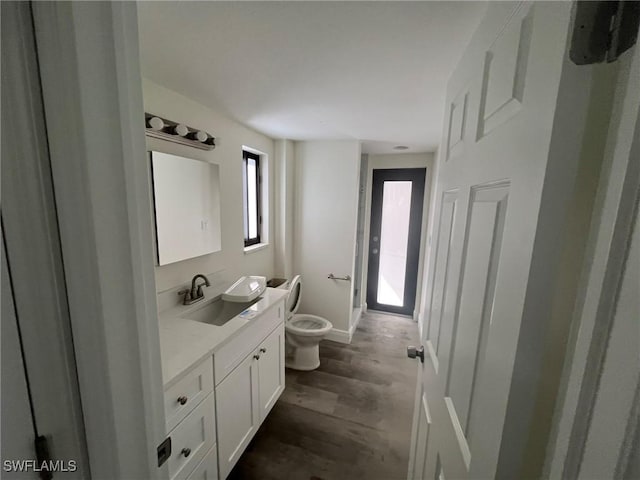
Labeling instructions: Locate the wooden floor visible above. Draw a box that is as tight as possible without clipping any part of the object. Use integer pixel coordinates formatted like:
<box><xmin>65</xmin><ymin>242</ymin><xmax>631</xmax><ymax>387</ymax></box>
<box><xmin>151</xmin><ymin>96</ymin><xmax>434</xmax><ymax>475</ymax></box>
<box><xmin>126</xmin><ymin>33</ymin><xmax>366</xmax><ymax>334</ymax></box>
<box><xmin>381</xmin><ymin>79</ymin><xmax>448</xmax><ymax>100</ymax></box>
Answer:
<box><xmin>230</xmin><ymin>310</ymin><xmax>420</xmax><ymax>480</ymax></box>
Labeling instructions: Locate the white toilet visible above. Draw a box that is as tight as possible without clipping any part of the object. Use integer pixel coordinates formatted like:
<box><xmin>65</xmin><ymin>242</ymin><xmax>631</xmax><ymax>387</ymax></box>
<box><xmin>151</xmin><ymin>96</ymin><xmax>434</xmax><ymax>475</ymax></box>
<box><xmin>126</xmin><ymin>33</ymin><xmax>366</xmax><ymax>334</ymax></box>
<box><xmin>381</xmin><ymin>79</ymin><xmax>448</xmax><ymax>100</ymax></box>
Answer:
<box><xmin>284</xmin><ymin>275</ymin><xmax>333</xmax><ymax>371</ymax></box>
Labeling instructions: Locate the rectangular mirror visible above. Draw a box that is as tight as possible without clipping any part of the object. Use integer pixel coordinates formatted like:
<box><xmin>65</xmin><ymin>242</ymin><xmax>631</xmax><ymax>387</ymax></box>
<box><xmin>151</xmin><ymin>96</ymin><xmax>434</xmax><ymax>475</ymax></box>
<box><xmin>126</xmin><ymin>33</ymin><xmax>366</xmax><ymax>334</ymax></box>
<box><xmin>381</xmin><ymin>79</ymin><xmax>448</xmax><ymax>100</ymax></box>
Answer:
<box><xmin>150</xmin><ymin>151</ymin><xmax>222</xmax><ymax>265</ymax></box>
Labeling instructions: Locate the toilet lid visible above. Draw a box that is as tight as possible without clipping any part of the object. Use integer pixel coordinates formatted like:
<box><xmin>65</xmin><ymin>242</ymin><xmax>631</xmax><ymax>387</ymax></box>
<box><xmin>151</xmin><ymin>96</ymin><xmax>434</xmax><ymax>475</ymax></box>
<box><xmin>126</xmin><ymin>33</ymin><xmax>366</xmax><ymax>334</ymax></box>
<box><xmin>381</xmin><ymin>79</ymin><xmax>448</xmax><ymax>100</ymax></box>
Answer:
<box><xmin>287</xmin><ymin>275</ymin><xmax>302</xmax><ymax>315</ymax></box>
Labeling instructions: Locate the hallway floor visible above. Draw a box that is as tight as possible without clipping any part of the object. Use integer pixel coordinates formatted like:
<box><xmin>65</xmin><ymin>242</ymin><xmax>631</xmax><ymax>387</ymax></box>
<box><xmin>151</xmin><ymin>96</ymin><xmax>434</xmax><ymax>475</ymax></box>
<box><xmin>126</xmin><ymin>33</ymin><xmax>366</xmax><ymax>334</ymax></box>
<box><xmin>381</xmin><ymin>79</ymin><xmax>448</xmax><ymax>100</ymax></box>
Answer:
<box><xmin>229</xmin><ymin>310</ymin><xmax>420</xmax><ymax>480</ymax></box>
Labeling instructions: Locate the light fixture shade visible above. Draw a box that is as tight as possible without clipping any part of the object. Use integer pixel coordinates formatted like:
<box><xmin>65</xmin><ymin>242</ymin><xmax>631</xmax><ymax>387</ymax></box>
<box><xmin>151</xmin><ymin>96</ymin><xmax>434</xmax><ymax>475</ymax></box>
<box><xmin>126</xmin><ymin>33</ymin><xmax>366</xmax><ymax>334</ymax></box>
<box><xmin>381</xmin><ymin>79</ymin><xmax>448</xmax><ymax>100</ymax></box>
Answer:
<box><xmin>174</xmin><ymin>124</ymin><xmax>189</xmax><ymax>137</ymax></box>
<box><xmin>148</xmin><ymin>116</ymin><xmax>164</xmax><ymax>131</ymax></box>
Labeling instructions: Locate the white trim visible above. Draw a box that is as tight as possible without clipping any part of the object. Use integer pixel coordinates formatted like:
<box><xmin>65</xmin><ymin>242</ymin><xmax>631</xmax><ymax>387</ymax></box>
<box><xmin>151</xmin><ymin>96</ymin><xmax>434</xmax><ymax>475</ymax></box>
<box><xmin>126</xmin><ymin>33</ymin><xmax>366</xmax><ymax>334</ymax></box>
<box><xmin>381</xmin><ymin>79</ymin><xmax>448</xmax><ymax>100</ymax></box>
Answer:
<box><xmin>546</xmin><ymin>41</ymin><xmax>640</xmax><ymax>479</ymax></box>
<box><xmin>2</xmin><ymin>3</ymin><xmax>89</xmax><ymax>473</ymax></box>
<box><xmin>325</xmin><ymin>310</ymin><xmax>363</xmax><ymax>344</ymax></box>
<box><xmin>242</xmin><ymin>145</ymin><xmax>268</xmax><ymax>156</ymax></box>
<box><xmin>360</xmin><ymin>153</ymin><xmax>436</xmax><ymax>317</ymax></box>
<box><xmin>32</xmin><ymin>3</ymin><xmax>167</xmax><ymax>477</ymax></box>
<box><xmin>243</xmin><ymin>242</ymin><xmax>269</xmax><ymax>254</ymax></box>
<box><xmin>351</xmin><ymin>307</ymin><xmax>363</xmax><ymax>333</ymax></box>
<box><xmin>325</xmin><ymin>328</ymin><xmax>352</xmax><ymax>344</ymax></box>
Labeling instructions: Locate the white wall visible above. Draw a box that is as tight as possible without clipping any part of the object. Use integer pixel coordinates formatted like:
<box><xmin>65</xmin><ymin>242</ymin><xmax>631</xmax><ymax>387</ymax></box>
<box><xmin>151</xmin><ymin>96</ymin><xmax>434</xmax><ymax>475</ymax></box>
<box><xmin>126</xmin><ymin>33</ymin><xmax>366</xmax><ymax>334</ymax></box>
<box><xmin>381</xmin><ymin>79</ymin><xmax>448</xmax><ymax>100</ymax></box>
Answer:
<box><xmin>293</xmin><ymin>141</ymin><xmax>361</xmax><ymax>337</ymax></box>
<box><xmin>361</xmin><ymin>152</ymin><xmax>436</xmax><ymax>322</ymax></box>
<box><xmin>274</xmin><ymin>139</ymin><xmax>295</xmax><ymax>280</ymax></box>
<box><xmin>142</xmin><ymin>79</ymin><xmax>276</xmax><ymax>295</ymax></box>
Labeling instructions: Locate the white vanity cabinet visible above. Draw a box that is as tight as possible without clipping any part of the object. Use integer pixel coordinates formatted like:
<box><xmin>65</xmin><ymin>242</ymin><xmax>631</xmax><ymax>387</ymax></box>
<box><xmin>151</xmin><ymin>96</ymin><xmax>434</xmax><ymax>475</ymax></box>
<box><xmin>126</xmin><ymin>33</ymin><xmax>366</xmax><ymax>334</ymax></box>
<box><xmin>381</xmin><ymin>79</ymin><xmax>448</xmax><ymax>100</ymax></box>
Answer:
<box><xmin>215</xmin><ymin>304</ymin><xmax>285</xmax><ymax>479</ymax></box>
<box><xmin>216</xmin><ymin>324</ymin><xmax>285</xmax><ymax>478</ymax></box>
<box><xmin>163</xmin><ymin>358</ymin><xmax>217</xmax><ymax>480</ymax></box>
<box><xmin>257</xmin><ymin>326</ymin><xmax>285</xmax><ymax>418</ymax></box>
<box><xmin>161</xmin><ymin>297</ymin><xmax>285</xmax><ymax>480</ymax></box>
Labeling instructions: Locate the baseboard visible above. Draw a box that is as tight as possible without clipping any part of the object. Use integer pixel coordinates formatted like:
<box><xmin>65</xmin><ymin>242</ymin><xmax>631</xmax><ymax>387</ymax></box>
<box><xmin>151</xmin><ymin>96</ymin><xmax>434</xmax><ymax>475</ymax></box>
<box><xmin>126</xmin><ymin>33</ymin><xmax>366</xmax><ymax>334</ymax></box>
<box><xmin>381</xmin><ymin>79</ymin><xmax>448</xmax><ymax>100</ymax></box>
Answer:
<box><xmin>413</xmin><ymin>309</ymin><xmax>419</xmax><ymax>322</ymax></box>
<box><xmin>325</xmin><ymin>308</ymin><xmax>363</xmax><ymax>344</ymax></box>
<box><xmin>351</xmin><ymin>307</ymin><xmax>363</xmax><ymax>331</ymax></box>
<box><xmin>325</xmin><ymin>328</ymin><xmax>352</xmax><ymax>344</ymax></box>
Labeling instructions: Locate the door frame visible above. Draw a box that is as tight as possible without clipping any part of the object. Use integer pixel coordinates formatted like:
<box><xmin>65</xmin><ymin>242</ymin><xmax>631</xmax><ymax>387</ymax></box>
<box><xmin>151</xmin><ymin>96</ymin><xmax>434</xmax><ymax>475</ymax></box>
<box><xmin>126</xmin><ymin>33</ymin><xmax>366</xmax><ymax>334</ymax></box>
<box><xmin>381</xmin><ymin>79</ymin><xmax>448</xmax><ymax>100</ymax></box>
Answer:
<box><xmin>366</xmin><ymin>168</ymin><xmax>426</xmax><ymax>315</ymax></box>
<box><xmin>545</xmin><ymin>40</ymin><xmax>640</xmax><ymax>479</ymax></box>
<box><xmin>360</xmin><ymin>154</ymin><xmax>435</xmax><ymax>321</ymax></box>
<box><xmin>2</xmin><ymin>2</ymin><xmax>90</xmax><ymax>474</ymax></box>
<box><xmin>25</xmin><ymin>2</ymin><xmax>168</xmax><ymax>477</ymax></box>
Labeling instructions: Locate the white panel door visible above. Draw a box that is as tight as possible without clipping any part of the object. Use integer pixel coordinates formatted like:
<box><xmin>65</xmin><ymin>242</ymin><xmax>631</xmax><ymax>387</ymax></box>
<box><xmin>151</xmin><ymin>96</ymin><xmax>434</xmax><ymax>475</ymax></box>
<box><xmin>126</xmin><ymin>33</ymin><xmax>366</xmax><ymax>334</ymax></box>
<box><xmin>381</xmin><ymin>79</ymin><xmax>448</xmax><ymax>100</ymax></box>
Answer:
<box><xmin>409</xmin><ymin>2</ymin><xmax>601</xmax><ymax>479</ymax></box>
<box><xmin>257</xmin><ymin>326</ymin><xmax>285</xmax><ymax>419</ymax></box>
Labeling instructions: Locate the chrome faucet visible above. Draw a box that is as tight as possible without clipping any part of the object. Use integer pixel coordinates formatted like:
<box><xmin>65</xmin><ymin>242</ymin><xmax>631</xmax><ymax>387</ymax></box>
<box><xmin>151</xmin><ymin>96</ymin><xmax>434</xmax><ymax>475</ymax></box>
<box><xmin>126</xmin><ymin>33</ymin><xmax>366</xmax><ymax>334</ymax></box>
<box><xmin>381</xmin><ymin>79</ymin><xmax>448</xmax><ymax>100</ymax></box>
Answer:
<box><xmin>178</xmin><ymin>274</ymin><xmax>211</xmax><ymax>305</ymax></box>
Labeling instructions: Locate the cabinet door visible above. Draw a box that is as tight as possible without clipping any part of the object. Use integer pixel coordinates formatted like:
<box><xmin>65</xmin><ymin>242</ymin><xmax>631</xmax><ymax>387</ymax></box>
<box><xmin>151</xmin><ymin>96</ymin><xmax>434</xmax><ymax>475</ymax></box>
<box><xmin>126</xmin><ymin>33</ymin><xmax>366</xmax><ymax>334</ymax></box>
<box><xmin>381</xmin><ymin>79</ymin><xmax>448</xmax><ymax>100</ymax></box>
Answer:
<box><xmin>215</xmin><ymin>352</ymin><xmax>259</xmax><ymax>479</ymax></box>
<box><xmin>257</xmin><ymin>325</ymin><xmax>285</xmax><ymax>420</ymax></box>
<box><xmin>186</xmin><ymin>444</ymin><xmax>218</xmax><ymax>480</ymax></box>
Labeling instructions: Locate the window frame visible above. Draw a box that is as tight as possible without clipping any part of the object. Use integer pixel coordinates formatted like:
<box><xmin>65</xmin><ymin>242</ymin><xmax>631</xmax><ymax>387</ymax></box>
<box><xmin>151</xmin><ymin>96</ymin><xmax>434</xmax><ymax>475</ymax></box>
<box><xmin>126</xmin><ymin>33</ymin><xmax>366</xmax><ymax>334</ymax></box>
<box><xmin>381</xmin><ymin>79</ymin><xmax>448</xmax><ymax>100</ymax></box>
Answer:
<box><xmin>242</xmin><ymin>150</ymin><xmax>262</xmax><ymax>247</ymax></box>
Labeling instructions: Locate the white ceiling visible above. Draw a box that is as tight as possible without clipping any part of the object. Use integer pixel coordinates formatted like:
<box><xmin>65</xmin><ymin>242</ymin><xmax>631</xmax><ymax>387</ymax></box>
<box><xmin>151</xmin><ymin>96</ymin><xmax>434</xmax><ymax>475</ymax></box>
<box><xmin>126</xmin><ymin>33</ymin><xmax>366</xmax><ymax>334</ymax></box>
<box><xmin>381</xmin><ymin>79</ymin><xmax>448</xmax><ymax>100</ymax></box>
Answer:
<box><xmin>137</xmin><ymin>1</ymin><xmax>486</xmax><ymax>154</ymax></box>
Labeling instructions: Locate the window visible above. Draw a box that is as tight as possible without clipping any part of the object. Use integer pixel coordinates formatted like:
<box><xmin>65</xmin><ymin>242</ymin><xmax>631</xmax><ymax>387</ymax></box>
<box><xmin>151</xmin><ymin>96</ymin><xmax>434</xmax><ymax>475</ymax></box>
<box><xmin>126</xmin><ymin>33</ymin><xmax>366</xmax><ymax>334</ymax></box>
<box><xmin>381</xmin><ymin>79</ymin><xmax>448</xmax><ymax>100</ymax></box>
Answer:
<box><xmin>242</xmin><ymin>150</ymin><xmax>261</xmax><ymax>246</ymax></box>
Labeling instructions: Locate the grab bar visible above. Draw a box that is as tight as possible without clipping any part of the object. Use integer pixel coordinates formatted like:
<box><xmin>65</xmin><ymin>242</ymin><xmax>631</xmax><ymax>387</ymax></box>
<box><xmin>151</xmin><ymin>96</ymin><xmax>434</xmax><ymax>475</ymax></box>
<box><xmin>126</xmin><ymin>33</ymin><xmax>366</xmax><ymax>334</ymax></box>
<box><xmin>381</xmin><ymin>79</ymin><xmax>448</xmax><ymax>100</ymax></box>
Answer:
<box><xmin>327</xmin><ymin>273</ymin><xmax>351</xmax><ymax>281</ymax></box>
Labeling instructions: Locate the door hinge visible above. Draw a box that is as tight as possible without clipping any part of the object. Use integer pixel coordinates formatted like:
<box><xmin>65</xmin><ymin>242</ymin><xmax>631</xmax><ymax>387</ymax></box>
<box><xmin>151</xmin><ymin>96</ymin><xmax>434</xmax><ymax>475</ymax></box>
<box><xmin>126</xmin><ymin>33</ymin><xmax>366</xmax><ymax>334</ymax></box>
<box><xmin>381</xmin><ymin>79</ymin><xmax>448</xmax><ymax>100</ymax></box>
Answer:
<box><xmin>157</xmin><ymin>437</ymin><xmax>172</xmax><ymax>467</ymax></box>
<box><xmin>570</xmin><ymin>1</ymin><xmax>640</xmax><ymax>65</ymax></box>
<box><xmin>35</xmin><ymin>435</ymin><xmax>53</xmax><ymax>480</ymax></box>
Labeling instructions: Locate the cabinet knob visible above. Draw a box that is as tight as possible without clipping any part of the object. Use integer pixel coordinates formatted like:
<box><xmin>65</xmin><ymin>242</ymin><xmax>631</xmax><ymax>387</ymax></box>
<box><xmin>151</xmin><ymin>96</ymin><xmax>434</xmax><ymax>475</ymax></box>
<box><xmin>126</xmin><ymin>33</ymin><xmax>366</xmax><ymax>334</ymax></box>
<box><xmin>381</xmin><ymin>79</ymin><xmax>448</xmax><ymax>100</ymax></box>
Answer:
<box><xmin>181</xmin><ymin>447</ymin><xmax>191</xmax><ymax>458</ymax></box>
<box><xmin>254</xmin><ymin>354</ymin><xmax>260</xmax><ymax>360</ymax></box>
<box><xmin>177</xmin><ymin>396</ymin><xmax>188</xmax><ymax>406</ymax></box>
<box><xmin>260</xmin><ymin>347</ymin><xmax>266</xmax><ymax>353</ymax></box>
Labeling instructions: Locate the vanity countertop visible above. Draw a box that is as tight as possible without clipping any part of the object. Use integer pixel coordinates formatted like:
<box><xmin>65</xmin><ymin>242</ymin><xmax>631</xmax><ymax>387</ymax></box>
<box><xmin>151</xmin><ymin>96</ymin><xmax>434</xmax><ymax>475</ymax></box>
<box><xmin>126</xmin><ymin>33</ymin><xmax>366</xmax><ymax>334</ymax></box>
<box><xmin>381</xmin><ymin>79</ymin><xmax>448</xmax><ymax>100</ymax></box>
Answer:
<box><xmin>158</xmin><ymin>287</ymin><xmax>288</xmax><ymax>387</ymax></box>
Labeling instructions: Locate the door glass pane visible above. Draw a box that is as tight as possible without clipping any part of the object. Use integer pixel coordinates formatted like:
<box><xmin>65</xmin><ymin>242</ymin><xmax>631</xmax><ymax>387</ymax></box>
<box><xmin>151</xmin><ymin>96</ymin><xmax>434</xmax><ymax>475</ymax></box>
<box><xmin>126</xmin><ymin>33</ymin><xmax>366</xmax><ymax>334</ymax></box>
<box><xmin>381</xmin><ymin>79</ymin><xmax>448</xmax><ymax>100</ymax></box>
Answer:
<box><xmin>247</xmin><ymin>159</ymin><xmax>258</xmax><ymax>239</ymax></box>
<box><xmin>377</xmin><ymin>181</ymin><xmax>412</xmax><ymax>306</ymax></box>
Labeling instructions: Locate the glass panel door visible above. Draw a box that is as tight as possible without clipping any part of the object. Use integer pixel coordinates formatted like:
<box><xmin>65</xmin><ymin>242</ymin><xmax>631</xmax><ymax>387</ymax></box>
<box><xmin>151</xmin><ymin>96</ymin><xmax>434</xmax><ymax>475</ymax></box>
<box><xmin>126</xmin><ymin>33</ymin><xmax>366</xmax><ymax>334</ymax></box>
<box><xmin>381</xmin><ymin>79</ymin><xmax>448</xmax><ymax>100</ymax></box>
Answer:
<box><xmin>367</xmin><ymin>168</ymin><xmax>426</xmax><ymax>316</ymax></box>
<box><xmin>377</xmin><ymin>181</ymin><xmax>413</xmax><ymax>306</ymax></box>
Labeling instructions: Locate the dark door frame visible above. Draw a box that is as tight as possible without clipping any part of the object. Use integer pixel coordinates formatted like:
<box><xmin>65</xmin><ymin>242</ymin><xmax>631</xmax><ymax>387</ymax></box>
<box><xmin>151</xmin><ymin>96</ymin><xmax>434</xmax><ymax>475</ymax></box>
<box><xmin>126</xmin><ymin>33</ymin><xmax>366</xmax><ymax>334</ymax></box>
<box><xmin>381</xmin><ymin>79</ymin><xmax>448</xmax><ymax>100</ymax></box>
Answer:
<box><xmin>366</xmin><ymin>168</ymin><xmax>426</xmax><ymax>316</ymax></box>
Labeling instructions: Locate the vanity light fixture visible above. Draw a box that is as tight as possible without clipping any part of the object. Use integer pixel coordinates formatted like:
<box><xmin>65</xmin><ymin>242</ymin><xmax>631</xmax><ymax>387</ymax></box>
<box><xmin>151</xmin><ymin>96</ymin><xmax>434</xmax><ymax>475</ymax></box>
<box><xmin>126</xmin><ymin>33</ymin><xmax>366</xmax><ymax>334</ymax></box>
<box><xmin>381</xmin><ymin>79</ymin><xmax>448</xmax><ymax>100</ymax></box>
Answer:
<box><xmin>145</xmin><ymin>113</ymin><xmax>216</xmax><ymax>151</ymax></box>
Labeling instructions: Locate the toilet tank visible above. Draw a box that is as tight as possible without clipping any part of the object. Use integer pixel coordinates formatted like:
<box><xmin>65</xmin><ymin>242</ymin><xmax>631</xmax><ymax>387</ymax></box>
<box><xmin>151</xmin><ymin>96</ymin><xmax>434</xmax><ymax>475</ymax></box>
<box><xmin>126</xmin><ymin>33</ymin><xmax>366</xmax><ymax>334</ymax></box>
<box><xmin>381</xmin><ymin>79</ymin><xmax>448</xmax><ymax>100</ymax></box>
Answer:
<box><xmin>266</xmin><ymin>277</ymin><xmax>289</xmax><ymax>289</ymax></box>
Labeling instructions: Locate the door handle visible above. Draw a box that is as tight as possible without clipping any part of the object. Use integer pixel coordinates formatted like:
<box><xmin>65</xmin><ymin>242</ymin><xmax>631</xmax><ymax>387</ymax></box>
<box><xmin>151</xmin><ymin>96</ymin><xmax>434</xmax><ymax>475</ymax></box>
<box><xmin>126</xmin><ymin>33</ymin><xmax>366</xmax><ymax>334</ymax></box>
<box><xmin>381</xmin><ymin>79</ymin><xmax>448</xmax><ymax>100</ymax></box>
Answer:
<box><xmin>372</xmin><ymin>249</ymin><xmax>379</xmax><ymax>255</ymax></box>
<box><xmin>327</xmin><ymin>273</ymin><xmax>351</xmax><ymax>281</ymax></box>
<box><xmin>407</xmin><ymin>345</ymin><xmax>425</xmax><ymax>363</ymax></box>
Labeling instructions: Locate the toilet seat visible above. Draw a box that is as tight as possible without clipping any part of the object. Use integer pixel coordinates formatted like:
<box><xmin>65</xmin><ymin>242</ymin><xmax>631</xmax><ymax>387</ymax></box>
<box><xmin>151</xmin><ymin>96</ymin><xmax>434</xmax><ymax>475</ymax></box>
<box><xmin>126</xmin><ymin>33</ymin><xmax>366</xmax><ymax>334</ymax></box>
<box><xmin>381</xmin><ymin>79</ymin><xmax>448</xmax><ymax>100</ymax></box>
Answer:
<box><xmin>286</xmin><ymin>275</ymin><xmax>302</xmax><ymax>319</ymax></box>
<box><xmin>286</xmin><ymin>314</ymin><xmax>333</xmax><ymax>337</ymax></box>
<box><xmin>283</xmin><ymin>275</ymin><xmax>333</xmax><ymax>371</ymax></box>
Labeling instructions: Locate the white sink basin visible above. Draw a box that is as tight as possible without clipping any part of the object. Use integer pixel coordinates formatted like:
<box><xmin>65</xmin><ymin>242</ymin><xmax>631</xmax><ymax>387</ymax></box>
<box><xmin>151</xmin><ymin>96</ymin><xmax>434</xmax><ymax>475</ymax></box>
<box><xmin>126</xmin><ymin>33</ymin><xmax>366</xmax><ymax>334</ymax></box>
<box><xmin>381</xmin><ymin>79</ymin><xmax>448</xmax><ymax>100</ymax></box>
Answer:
<box><xmin>182</xmin><ymin>298</ymin><xmax>259</xmax><ymax>326</ymax></box>
<box><xmin>222</xmin><ymin>276</ymin><xmax>266</xmax><ymax>303</ymax></box>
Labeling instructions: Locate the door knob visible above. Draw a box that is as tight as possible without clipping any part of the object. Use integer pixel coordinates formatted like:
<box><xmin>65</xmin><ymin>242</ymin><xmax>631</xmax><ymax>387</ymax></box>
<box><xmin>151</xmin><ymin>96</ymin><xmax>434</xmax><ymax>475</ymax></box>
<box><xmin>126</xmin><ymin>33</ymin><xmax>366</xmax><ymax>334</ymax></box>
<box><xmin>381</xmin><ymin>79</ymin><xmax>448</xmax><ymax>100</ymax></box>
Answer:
<box><xmin>372</xmin><ymin>248</ymin><xmax>379</xmax><ymax>254</ymax></box>
<box><xmin>407</xmin><ymin>346</ymin><xmax>425</xmax><ymax>363</ymax></box>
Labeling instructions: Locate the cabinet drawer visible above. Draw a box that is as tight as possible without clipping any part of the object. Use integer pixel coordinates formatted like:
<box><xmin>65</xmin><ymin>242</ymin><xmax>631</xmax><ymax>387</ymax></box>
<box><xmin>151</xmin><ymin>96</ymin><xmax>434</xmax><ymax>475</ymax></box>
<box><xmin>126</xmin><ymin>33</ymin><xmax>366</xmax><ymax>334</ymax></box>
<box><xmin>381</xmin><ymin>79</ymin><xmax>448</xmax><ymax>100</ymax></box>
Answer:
<box><xmin>186</xmin><ymin>444</ymin><xmax>218</xmax><ymax>480</ymax></box>
<box><xmin>214</xmin><ymin>302</ymin><xmax>283</xmax><ymax>385</ymax></box>
<box><xmin>168</xmin><ymin>393</ymin><xmax>216</xmax><ymax>480</ymax></box>
<box><xmin>165</xmin><ymin>357</ymin><xmax>214</xmax><ymax>432</ymax></box>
